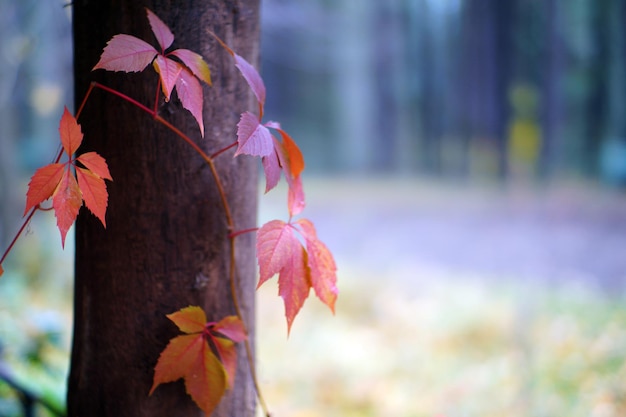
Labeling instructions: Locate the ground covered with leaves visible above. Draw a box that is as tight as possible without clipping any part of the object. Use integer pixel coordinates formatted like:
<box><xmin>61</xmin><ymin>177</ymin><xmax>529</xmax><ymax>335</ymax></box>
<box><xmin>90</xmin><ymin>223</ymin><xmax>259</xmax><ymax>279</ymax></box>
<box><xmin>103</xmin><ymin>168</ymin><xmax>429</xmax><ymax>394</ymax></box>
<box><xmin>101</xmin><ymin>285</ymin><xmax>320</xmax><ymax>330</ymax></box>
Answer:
<box><xmin>1</xmin><ymin>178</ymin><xmax>625</xmax><ymax>416</ymax></box>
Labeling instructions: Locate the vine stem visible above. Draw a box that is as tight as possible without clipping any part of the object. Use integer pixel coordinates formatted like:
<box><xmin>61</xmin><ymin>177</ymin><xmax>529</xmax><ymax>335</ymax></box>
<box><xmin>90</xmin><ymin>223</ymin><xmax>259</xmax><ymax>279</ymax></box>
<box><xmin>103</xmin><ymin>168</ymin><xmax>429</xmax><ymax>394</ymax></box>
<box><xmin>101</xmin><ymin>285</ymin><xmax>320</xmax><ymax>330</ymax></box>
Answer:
<box><xmin>1</xmin><ymin>79</ymin><xmax>271</xmax><ymax>416</ymax></box>
<box><xmin>90</xmin><ymin>82</ymin><xmax>270</xmax><ymax>416</ymax></box>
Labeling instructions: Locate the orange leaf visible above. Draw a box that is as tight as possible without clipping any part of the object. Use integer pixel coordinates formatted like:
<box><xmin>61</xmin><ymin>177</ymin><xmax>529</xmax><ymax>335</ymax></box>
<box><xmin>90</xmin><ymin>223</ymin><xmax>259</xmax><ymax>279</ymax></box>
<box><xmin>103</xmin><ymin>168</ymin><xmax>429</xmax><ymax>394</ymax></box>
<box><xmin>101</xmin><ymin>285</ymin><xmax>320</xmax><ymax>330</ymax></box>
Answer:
<box><xmin>276</xmin><ymin>129</ymin><xmax>304</xmax><ymax>179</ymax></box>
<box><xmin>184</xmin><ymin>342</ymin><xmax>227</xmax><ymax>414</ymax></box>
<box><xmin>53</xmin><ymin>169</ymin><xmax>82</xmax><ymax>248</ymax></box>
<box><xmin>76</xmin><ymin>167</ymin><xmax>108</xmax><ymax>227</ymax></box>
<box><xmin>167</xmin><ymin>306</ymin><xmax>207</xmax><ymax>334</ymax></box>
<box><xmin>77</xmin><ymin>152</ymin><xmax>112</xmax><ymax>180</ymax></box>
<box><xmin>24</xmin><ymin>163</ymin><xmax>65</xmax><ymax>215</ymax></box>
<box><xmin>150</xmin><ymin>334</ymin><xmax>204</xmax><ymax>395</ymax></box>
<box><xmin>59</xmin><ymin>106</ymin><xmax>83</xmax><ymax>156</ymax></box>
<box><xmin>0</xmin><ymin>264</ymin><xmax>4</xmax><ymax>277</ymax></box>
<box><xmin>213</xmin><ymin>337</ymin><xmax>237</xmax><ymax>388</ymax></box>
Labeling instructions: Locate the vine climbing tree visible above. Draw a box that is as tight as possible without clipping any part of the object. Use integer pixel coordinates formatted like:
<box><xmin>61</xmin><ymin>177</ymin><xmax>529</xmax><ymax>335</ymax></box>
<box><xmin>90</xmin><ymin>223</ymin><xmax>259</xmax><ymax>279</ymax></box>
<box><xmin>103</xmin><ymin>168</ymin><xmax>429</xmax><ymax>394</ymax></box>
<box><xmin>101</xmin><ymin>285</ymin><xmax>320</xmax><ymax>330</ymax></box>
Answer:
<box><xmin>0</xmin><ymin>2</ymin><xmax>337</xmax><ymax>417</ymax></box>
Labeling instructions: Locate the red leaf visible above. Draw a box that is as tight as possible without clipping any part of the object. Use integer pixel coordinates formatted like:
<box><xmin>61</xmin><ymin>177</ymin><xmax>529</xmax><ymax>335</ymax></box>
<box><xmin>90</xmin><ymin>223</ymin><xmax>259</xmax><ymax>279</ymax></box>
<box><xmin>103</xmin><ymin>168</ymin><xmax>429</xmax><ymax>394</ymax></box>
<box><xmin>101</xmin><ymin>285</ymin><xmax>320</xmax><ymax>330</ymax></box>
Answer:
<box><xmin>278</xmin><ymin>239</ymin><xmax>310</xmax><ymax>332</ymax></box>
<box><xmin>93</xmin><ymin>34</ymin><xmax>158</xmax><ymax>73</ymax></box>
<box><xmin>213</xmin><ymin>337</ymin><xmax>237</xmax><ymax>388</ymax></box>
<box><xmin>0</xmin><ymin>264</ymin><xmax>3</xmax><ymax>277</ymax></box>
<box><xmin>150</xmin><ymin>334</ymin><xmax>204</xmax><ymax>394</ymax></box>
<box><xmin>53</xmin><ymin>169</ymin><xmax>82</xmax><ymax>248</ymax></box>
<box><xmin>76</xmin><ymin>152</ymin><xmax>112</xmax><ymax>180</ymax></box>
<box><xmin>175</xmin><ymin>68</ymin><xmax>205</xmax><ymax>137</ymax></box>
<box><xmin>257</xmin><ymin>220</ymin><xmax>294</xmax><ymax>287</ymax></box>
<box><xmin>167</xmin><ymin>306</ymin><xmax>207</xmax><ymax>334</ymax></box>
<box><xmin>76</xmin><ymin>167</ymin><xmax>108</xmax><ymax>227</ymax></box>
<box><xmin>153</xmin><ymin>55</ymin><xmax>183</xmax><ymax>101</ymax></box>
<box><xmin>212</xmin><ymin>316</ymin><xmax>247</xmax><ymax>342</ymax></box>
<box><xmin>257</xmin><ymin>220</ymin><xmax>311</xmax><ymax>332</ymax></box>
<box><xmin>24</xmin><ymin>163</ymin><xmax>65</xmax><ymax>215</ymax></box>
<box><xmin>234</xmin><ymin>54</ymin><xmax>266</xmax><ymax>111</ymax></box>
<box><xmin>59</xmin><ymin>107</ymin><xmax>83</xmax><ymax>157</ymax></box>
<box><xmin>171</xmin><ymin>49</ymin><xmax>212</xmax><ymax>85</ymax></box>
<box><xmin>146</xmin><ymin>8</ymin><xmax>174</xmax><ymax>51</ymax></box>
<box><xmin>261</xmin><ymin>150</ymin><xmax>281</xmax><ymax>193</ymax></box>
<box><xmin>184</xmin><ymin>342</ymin><xmax>227</xmax><ymax>414</ymax></box>
<box><xmin>236</xmin><ymin>111</ymin><xmax>273</xmax><ymax>157</ymax></box>
<box><xmin>296</xmin><ymin>219</ymin><xmax>338</xmax><ymax>313</ymax></box>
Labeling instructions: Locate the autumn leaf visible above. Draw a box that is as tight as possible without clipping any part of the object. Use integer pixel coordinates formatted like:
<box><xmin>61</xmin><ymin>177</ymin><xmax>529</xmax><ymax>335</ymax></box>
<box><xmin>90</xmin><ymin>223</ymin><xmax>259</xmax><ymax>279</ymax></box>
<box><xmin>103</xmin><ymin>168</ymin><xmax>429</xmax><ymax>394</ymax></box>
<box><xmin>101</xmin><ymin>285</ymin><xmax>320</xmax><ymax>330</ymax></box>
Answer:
<box><xmin>296</xmin><ymin>219</ymin><xmax>338</xmax><ymax>312</ymax></box>
<box><xmin>92</xmin><ymin>34</ymin><xmax>158</xmax><ymax>73</ymax></box>
<box><xmin>0</xmin><ymin>264</ymin><xmax>4</xmax><ymax>278</ymax></box>
<box><xmin>75</xmin><ymin>167</ymin><xmax>108</xmax><ymax>227</ymax></box>
<box><xmin>167</xmin><ymin>305</ymin><xmax>207</xmax><ymax>334</ymax></box>
<box><xmin>236</xmin><ymin>111</ymin><xmax>273</xmax><ymax>157</ymax></box>
<box><xmin>175</xmin><ymin>68</ymin><xmax>205</xmax><ymax>137</ymax></box>
<box><xmin>24</xmin><ymin>163</ymin><xmax>65</xmax><ymax>215</ymax></box>
<box><xmin>257</xmin><ymin>219</ymin><xmax>338</xmax><ymax>332</ymax></box>
<box><xmin>59</xmin><ymin>106</ymin><xmax>84</xmax><ymax>156</ymax></box>
<box><xmin>53</xmin><ymin>169</ymin><xmax>82</xmax><ymax>247</ymax></box>
<box><xmin>146</xmin><ymin>7</ymin><xmax>174</xmax><ymax>51</ymax></box>
<box><xmin>93</xmin><ymin>8</ymin><xmax>211</xmax><ymax>136</ymax></box>
<box><xmin>153</xmin><ymin>55</ymin><xmax>183</xmax><ymax>101</ymax></box>
<box><xmin>24</xmin><ymin>107</ymin><xmax>111</xmax><ymax>246</ymax></box>
<box><xmin>151</xmin><ymin>307</ymin><xmax>247</xmax><ymax>414</ymax></box>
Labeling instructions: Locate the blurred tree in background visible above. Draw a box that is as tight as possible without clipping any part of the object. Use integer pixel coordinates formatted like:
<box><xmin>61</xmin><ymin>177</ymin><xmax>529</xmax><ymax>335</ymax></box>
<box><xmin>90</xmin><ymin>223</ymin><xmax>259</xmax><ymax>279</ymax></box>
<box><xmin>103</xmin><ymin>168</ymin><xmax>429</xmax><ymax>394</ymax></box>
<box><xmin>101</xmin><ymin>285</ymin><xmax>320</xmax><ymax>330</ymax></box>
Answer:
<box><xmin>262</xmin><ymin>0</ymin><xmax>626</xmax><ymax>182</ymax></box>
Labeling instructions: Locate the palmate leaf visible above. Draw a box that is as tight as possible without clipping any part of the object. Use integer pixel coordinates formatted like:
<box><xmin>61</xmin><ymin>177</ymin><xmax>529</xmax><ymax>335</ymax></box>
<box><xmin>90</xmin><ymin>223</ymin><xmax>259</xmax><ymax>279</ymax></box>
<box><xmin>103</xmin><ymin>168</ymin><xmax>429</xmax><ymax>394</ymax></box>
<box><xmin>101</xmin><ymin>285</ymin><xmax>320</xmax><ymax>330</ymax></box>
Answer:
<box><xmin>151</xmin><ymin>307</ymin><xmax>247</xmax><ymax>414</ymax></box>
<box><xmin>24</xmin><ymin>109</ymin><xmax>111</xmax><ymax>246</ymax></box>
<box><xmin>257</xmin><ymin>219</ymin><xmax>337</xmax><ymax>333</ymax></box>
<box><xmin>93</xmin><ymin>8</ymin><xmax>212</xmax><ymax>136</ymax></box>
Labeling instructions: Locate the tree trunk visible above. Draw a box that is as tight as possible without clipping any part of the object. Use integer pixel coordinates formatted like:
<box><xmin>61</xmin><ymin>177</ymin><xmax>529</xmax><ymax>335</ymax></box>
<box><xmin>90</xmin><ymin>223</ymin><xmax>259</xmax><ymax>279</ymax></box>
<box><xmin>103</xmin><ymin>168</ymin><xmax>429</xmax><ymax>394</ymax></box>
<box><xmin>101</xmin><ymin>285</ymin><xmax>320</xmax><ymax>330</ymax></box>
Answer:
<box><xmin>69</xmin><ymin>1</ymin><xmax>259</xmax><ymax>416</ymax></box>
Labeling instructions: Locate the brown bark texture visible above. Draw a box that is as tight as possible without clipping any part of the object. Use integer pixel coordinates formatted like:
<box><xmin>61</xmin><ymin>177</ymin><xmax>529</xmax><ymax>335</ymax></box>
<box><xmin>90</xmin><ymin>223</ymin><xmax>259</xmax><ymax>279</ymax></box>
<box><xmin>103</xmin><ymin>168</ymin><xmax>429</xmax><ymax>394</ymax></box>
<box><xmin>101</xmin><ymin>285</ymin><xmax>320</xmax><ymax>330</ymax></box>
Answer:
<box><xmin>69</xmin><ymin>1</ymin><xmax>259</xmax><ymax>416</ymax></box>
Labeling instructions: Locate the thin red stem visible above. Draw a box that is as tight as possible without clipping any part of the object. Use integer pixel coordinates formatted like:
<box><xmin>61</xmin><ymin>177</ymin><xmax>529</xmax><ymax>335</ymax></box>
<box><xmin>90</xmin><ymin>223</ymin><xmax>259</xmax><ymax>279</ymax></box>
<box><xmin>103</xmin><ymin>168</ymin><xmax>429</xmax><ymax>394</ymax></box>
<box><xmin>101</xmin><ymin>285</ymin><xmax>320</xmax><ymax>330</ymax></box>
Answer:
<box><xmin>0</xmin><ymin>207</ymin><xmax>37</xmax><ymax>266</ymax></box>
<box><xmin>210</xmin><ymin>141</ymin><xmax>238</xmax><ymax>159</ymax></box>
<box><xmin>229</xmin><ymin>227</ymin><xmax>258</xmax><ymax>239</ymax></box>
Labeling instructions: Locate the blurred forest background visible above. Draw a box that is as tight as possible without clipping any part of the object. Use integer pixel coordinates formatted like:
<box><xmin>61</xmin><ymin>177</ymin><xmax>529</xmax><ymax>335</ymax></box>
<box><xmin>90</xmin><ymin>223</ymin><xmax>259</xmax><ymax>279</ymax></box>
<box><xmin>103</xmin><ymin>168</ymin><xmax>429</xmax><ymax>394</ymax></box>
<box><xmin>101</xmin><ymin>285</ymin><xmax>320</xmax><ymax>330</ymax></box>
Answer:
<box><xmin>2</xmin><ymin>0</ymin><xmax>626</xmax><ymax>242</ymax></box>
<box><xmin>2</xmin><ymin>0</ymin><xmax>626</xmax><ymax>416</ymax></box>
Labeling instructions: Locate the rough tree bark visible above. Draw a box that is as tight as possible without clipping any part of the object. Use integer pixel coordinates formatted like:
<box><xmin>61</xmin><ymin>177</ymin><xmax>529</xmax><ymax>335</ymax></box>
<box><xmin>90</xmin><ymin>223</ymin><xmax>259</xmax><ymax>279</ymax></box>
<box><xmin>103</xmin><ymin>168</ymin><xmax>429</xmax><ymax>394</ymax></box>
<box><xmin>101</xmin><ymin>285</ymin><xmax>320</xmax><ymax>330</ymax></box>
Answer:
<box><xmin>69</xmin><ymin>1</ymin><xmax>259</xmax><ymax>416</ymax></box>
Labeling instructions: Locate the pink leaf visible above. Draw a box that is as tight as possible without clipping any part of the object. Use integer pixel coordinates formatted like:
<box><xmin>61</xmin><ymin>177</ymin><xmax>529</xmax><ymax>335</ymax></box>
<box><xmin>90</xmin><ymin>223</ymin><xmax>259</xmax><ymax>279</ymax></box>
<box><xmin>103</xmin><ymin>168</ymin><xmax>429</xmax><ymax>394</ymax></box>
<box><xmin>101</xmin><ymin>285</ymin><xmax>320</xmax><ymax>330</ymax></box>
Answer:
<box><xmin>296</xmin><ymin>219</ymin><xmax>338</xmax><ymax>313</ymax></box>
<box><xmin>236</xmin><ymin>111</ymin><xmax>273</xmax><ymax>157</ymax></box>
<box><xmin>278</xmin><ymin>239</ymin><xmax>310</xmax><ymax>333</ymax></box>
<box><xmin>212</xmin><ymin>316</ymin><xmax>247</xmax><ymax>343</ymax></box>
<box><xmin>93</xmin><ymin>34</ymin><xmax>158</xmax><ymax>73</ymax></box>
<box><xmin>146</xmin><ymin>8</ymin><xmax>174</xmax><ymax>51</ymax></box>
<box><xmin>256</xmin><ymin>220</ymin><xmax>311</xmax><ymax>332</ymax></box>
<box><xmin>234</xmin><ymin>54</ymin><xmax>266</xmax><ymax>110</ymax></box>
<box><xmin>287</xmin><ymin>175</ymin><xmax>306</xmax><ymax>217</ymax></box>
<box><xmin>153</xmin><ymin>55</ymin><xmax>183</xmax><ymax>101</ymax></box>
<box><xmin>171</xmin><ymin>49</ymin><xmax>212</xmax><ymax>85</ymax></box>
<box><xmin>262</xmin><ymin>149</ymin><xmax>281</xmax><ymax>193</ymax></box>
<box><xmin>175</xmin><ymin>68</ymin><xmax>205</xmax><ymax>136</ymax></box>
